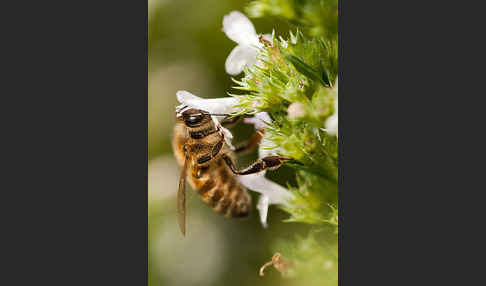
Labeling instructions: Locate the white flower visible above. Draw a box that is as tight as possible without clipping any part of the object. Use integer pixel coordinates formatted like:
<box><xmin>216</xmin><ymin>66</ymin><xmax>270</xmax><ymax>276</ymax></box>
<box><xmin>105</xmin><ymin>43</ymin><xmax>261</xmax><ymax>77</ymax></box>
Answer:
<box><xmin>324</xmin><ymin>79</ymin><xmax>338</xmax><ymax>136</ymax></box>
<box><xmin>176</xmin><ymin>90</ymin><xmax>241</xmax><ymax>149</ymax></box>
<box><xmin>222</xmin><ymin>11</ymin><xmax>271</xmax><ymax>75</ymax></box>
<box><xmin>238</xmin><ymin>112</ymin><xmax>294</xmax><ymax>228</ymax></box>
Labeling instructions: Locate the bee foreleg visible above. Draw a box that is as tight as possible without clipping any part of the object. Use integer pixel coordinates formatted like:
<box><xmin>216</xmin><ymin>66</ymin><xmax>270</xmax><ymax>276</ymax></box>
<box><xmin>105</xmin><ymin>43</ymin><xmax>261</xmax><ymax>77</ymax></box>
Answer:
<box><xmin>222</xmin><ymin>154</ymin><xmax>292</xmax><ymax>175</ymax></box>
<box><xmin>196</xmin><ymin>136</ymin><xmax>225</xmax><ymax>165</ymax></box>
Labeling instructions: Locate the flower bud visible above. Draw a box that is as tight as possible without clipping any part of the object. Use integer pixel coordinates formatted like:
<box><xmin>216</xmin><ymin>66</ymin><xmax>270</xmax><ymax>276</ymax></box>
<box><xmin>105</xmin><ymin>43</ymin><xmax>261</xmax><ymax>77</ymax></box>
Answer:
<box><xmin>287</xmin><ymin>102</ymin><xmax>305</xmax><ymax>119</ymax></box>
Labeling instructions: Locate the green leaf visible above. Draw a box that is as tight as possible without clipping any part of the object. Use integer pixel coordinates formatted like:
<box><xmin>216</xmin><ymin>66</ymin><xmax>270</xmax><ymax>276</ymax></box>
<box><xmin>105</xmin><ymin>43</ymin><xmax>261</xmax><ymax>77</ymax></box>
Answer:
<box><xmin>284</xmin><ymin>54</ymin><xmax>330</xmax><ymax>87</ymax></box>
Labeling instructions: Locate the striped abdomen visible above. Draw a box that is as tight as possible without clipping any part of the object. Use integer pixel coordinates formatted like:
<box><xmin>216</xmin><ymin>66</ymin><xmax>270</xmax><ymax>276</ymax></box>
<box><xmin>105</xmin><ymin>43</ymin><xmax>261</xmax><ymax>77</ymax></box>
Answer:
<box><xmin>188</xmin><ymin>159</ymin><xmax>251</xmax><ymax>218</ymax></box>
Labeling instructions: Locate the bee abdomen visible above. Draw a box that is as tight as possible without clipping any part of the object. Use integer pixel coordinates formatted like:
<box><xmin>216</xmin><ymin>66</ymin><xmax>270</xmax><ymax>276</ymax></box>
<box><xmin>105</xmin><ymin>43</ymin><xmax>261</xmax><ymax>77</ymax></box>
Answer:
<box><xmin>227</xmin><ymin>185</ymin><xmax>251</xmax><ymax>218</ymax></box>
<box><xmin>195</xmin><ymin>177</ymin><xmax>216</xmax><ymax>198</ymax></box>
<box><xmin>191</xmin><ymin>162</ymin><xmax>251</xmax><ymax>218</ymax></box>
<box><xmin>212</xmin><ymin>178</ymin><xmax>251</xmax><ymax>218</ymax></box>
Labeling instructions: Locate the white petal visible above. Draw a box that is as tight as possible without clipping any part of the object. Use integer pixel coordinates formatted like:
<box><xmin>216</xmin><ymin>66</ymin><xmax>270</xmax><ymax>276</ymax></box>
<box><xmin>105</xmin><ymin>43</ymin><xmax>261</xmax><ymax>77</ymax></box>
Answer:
<box><xmin>225</xmin><ymin>45</ymin><xmax>258</xmax><ymax>75</ymax></box>
<box><xmin>239</xmin><ymin>161</ymin><xmax>293</xmax><ymax>229</ymax></box>
<box><xmin>176</xmin><ymin>93</ymin><xmax>196</xmax><ymax>114</ymax></box>
<box><xmin>220</xmin><ymin>125</ymin><xmax>235</xmax><ymax>150</ymax></box>
<box><xmin>258</xmin><ymin>137</ymin><xmax>279</xmax><ymax>158</ymax></box>
<box><xmin>222</xmin><ymin>11</ymin><xmax>259</xmax><ymax>46</ymax></box>
<box><xmin>243</xmin><ymin>111</ymin><xmax>272</xmax><ymax>130</ymax></box>
<box><xmin>239</xmin><ymin>173</ymin><xmax>293</xmax><ymax>227</ymax></box>
<box><xmin>238</xmin><ymin>174</ymin><xmax>293</xmax><ymax>205</ymax></box>
<box><xmin>243</xmin><ymin>112</ymin><xmax>280</xmax><ymax>157</ymax></box>
<box><xmin>325</xmin><ymin>98</ymin><xmax>338</xmax><ymax>136</ymax></box>
<box><xmin>176</xmin><ymin>90</ymin><xmax>241</xmax><ymax>115</ymax></box>
<box><xmin>238</xmin><ymin>111</ymin><xmax>294</xmax><ymax>227</ymax></box>
<box><xmin>176</xmin><ymin>90</ymin><xmax>200</xmax><ymax>103</ymax></box>
<box><xmin>257</xmin><ymin>195</ymin><xmax>270</xmax><ymax>228</ymax></box>
<box><xmin>279</xmin><ymin>36</ymin><xmax>289</xmax><ymax>49</ymax></box>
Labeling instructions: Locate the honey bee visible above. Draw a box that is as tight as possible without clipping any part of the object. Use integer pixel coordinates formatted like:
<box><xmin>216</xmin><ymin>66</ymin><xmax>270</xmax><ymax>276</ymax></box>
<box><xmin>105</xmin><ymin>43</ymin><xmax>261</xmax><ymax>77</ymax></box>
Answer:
<box><xmin>172</xmin><ymin>107</ymin><xmax>291</xmax><ymax>236</ymax></box>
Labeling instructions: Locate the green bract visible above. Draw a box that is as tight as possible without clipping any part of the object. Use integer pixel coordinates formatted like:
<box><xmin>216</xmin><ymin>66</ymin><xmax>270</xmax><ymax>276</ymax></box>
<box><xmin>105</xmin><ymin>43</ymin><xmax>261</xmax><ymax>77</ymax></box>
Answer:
<box><xmin>229</xmin><ymin>0</ymin><xmax>338</xmax><ymax>284</ymax></box>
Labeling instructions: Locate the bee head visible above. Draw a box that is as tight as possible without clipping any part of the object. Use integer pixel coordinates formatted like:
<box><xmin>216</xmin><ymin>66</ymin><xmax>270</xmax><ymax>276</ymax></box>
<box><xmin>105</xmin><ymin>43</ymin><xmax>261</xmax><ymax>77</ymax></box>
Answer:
<box><xmin>178</xmin><ymin>108</ymin><xmax>211</xmax><ymax>128</ymax></box>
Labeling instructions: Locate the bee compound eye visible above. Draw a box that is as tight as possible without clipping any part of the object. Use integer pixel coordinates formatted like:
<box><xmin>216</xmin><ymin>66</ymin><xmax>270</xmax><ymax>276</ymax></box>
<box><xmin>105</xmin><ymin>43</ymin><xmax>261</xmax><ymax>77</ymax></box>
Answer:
<box><xmin>184</xmin><ymin>114</ymin><xmax>203</xmax><ymax>126</ymax></box>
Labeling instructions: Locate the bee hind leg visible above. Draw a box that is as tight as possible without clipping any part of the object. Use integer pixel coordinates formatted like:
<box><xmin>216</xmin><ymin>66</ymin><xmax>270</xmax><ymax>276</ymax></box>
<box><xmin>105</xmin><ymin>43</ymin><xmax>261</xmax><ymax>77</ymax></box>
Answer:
<box><xmin>222</xmin><ymin>154</ymin><xmax>292</xmax><ymax>175</ymax></box>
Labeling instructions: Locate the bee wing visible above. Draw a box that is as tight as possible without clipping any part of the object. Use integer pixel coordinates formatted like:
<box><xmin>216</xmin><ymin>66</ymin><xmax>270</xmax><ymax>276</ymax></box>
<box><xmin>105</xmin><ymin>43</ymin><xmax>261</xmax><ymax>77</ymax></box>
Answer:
<box><xmin>177</xmin><ymin>152</ymin><xmax>188</xmax><ymax>236</ymax></box>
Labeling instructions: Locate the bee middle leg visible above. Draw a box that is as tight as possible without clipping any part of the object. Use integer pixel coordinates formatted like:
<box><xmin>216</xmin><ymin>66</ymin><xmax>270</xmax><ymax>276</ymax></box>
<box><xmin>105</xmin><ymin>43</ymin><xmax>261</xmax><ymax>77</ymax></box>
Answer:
<box><xmin>233</xmin><ymin>131</ymin><xmax>263</xmax><ymax>155</ymax></box>
<box><xmin>221</xmin><ymin>115</ymin><xmax>242</xmax><ymax>129</ymax></box>
<box><xmin>222</xmin><ymin>154</ymin><xmax>292</xmax><ymax>175</ymax></box>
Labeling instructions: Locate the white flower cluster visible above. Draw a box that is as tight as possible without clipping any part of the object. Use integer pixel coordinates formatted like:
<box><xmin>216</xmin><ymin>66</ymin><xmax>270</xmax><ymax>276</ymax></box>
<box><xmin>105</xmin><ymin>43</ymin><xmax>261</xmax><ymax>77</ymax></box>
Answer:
<box><xmin>175</xmin><ymin>11</ymin><xmax>299</xmax><ymax>227</ymax></box>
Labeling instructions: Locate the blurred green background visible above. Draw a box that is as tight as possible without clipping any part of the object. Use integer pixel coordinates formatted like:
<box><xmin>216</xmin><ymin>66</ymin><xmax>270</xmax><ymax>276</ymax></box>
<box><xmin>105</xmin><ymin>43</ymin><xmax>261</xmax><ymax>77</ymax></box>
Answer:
<box><xmin>148</xmin><ymin>1</ymin><xmax>304</xmax><ymax>285</ymax></box>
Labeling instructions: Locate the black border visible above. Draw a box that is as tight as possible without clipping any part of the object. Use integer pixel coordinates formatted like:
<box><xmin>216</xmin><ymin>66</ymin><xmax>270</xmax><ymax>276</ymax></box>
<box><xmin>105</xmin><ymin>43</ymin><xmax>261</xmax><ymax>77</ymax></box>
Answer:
<box><xmin>4</xmin><ymin>1</ymin><xmax>148</xmax><ymax>284</ymax></box>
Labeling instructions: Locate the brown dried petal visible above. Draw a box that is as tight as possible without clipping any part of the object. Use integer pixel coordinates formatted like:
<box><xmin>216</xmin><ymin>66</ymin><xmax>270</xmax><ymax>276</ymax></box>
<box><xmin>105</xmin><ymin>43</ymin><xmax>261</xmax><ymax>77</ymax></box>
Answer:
<box><xmin>259</xmin><ymin>253</ymin><xmax>294</xmax><ymax>277</ymax></box>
